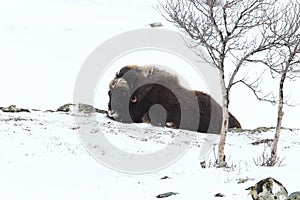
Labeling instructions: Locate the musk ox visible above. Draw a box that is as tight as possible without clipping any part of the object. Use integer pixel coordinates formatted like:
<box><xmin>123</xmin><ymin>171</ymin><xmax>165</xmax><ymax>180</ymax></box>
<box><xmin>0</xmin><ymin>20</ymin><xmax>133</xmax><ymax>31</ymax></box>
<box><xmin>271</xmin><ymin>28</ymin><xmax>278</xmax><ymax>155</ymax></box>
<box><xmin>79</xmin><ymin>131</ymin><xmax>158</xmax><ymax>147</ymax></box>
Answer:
<box><xmin>108</xmin><ymin>65</ymin><xmax>241</xmax><ymax>134</ymax></box>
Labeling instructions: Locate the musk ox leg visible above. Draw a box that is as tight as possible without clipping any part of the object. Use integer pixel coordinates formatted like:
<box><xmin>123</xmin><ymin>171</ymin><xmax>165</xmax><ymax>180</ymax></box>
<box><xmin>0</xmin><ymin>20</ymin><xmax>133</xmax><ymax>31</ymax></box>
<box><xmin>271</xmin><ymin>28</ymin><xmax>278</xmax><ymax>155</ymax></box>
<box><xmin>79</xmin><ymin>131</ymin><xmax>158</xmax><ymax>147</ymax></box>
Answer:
<box><xmin>141</xmin><ymin>104</ymin><xmax>177</xmax><ymax>128</ymax></box>
<box><xmin>142</xmin><ymin>113</ymin><xmax>176</xmax><ymax>128</ymax></box>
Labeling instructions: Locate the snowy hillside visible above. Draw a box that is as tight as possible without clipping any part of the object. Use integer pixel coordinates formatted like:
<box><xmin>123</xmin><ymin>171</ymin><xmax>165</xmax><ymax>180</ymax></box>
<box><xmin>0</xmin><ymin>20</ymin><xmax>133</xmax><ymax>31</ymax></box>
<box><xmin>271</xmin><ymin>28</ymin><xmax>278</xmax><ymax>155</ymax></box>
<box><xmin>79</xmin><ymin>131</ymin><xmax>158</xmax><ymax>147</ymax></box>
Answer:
<box><xmin>1</xmin><ymin>106</ymin><xmax>299</xmax><ymax>200</ymax></box>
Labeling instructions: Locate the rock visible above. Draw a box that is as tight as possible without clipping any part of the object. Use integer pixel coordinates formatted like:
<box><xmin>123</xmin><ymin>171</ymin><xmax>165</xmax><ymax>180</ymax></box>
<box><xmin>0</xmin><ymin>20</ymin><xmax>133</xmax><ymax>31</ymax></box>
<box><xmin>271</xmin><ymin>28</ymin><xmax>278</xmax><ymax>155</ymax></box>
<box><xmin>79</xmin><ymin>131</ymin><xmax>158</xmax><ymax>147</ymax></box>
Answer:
<box><xmin>288</xmin><ymin>192</ymin><xmax>300</xmax><ymax>200</ymax></box>
<box><xmin>214</xmin><ymin>193</ymin><xmax>225</xmax><ymax>197</ymax></box>
<box><xmin>237</xmin><ymin>178</ymin><xmax>251</xmax><ymax>184</ymax></box>
<box><xmin>200</xmin><ymin>161</ymin><xmax>206</xmax><ymax>168</ymax></box>
<box><xmin>44</xmin><ymin>110</ymin><xmax>55</xmax><ymax>113</ymax></box>
<box><xmin>0</xmin><ymin>105</ymin><xmax>30</xmax><ymax>113</ymax></box>
<box><xmin>246</xmin><ymin>177</ymin><xmax>288</xmax><ymax>200</ymax></box>
<box><xmin>56</xmin><ymin>103</ymin><xmax>75</xmax><ymax>112</ymax></box>
<box><xmin>251</xmin><ymin>139</ymin><xmax>273</xmax><ymax>146</ymax></box>
<box><xmin>56</xmin><ymin>103</ymin><xmax>107</xmax><ymax>114</ymax></box>
<box><xmin>149</xmin><ymin>22</ymin><xmax>163</xmax><ymax>28</ymax></box>
<box><xmin>78</xmin><ymin>103</ymin><xmax>107</xmax><ymax>114</ymax></box>
<box><xmin>156</xmin><ymin>192</ymin><xmax>179</xmax><ymax>198</ymax></box>
<box><xmin>160</xmin><ymin>176</ymin><xmax>171</xmax><ymax>180</ymax></box>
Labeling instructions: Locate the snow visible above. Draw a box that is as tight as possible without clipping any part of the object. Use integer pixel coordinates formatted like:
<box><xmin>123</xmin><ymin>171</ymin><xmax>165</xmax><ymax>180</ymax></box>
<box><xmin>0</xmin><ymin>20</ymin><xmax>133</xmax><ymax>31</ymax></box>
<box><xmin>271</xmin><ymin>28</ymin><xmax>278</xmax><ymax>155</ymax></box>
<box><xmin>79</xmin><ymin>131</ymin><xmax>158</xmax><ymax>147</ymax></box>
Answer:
<box><xmin>1</xmin><ymin>0</ymin><xmax>300</xmax><ymax>199</ymax></box>
<box><xmin>1</xmin><ymin>110</ymin><xmax>300</xmax><ymax>199</ymax></box>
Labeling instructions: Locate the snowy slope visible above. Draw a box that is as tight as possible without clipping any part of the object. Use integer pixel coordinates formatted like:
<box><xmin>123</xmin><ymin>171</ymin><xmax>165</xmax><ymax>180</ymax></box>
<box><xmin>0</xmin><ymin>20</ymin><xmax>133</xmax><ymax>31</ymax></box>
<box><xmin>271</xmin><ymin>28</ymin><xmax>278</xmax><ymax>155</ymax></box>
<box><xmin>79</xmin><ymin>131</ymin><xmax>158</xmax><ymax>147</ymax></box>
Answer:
<box><xmin>1</xmin><ymin>109</ymin><xmax>299</xmax><ymax>200</ymax></box>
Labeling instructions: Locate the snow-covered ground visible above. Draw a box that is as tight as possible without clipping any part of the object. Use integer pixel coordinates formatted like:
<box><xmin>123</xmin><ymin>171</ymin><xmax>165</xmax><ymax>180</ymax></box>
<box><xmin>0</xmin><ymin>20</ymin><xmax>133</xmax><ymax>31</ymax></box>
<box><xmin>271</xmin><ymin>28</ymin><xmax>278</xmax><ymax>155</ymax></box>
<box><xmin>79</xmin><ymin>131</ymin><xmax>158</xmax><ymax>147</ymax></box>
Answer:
<box><xmin>0</xmin><ymin>109</ymin><xmax>299</xmax><ymax>199</ymax></box>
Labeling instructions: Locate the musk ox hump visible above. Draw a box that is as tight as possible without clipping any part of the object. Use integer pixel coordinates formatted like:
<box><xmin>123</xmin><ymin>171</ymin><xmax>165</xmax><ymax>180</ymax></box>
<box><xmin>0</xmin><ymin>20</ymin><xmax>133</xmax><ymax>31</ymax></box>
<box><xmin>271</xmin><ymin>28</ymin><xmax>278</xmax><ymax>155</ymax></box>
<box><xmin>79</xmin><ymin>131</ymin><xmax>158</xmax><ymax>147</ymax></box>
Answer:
<box><xmin>116</xmin><ymin>65</ymin><xmax>154</xmax><ymax>80</ymax></box>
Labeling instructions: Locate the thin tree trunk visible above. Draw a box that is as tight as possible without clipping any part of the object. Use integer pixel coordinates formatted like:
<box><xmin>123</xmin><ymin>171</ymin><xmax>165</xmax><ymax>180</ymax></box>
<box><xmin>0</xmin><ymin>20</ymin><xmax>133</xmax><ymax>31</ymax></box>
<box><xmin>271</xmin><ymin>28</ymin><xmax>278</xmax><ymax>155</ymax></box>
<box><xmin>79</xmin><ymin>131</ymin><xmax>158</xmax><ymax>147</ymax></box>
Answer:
<box><xmin>270</xmin><ymin>72</ymin><xmax>286</xmax><ymax>166</ymax></box>
<box><xmin>218</xmin><ymin>72</ymin><xmax>229</xmax><ymax>167</ymax></box>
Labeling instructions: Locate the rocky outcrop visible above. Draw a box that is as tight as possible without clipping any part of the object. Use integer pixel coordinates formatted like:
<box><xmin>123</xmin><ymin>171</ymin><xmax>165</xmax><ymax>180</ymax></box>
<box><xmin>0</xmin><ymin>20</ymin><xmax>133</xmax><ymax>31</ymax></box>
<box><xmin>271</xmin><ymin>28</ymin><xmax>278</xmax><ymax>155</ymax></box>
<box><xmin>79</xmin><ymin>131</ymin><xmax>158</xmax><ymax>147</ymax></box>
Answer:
<box><xmin>56</xmin><ymin>103</ymin><xmax>107</xmax><ymax>114</ymax></box>
<box><xmin>288</xmin><ymin>192</ymin><xmax>300</xmax><ymax>200</ymax></box>
<box><xmin>0</xmin><ymin>105</ymin><xmax>30</xmax><ymax>113</ymax></box>
<box><xmin>246</xmin><ymin>177</ymin><xmax>288</xmax><ymax>200</ymax></box>
<box><xmin>156</xmin><ymin>192</ymin><xmax>179</xmax><ymax>198</ymax></box>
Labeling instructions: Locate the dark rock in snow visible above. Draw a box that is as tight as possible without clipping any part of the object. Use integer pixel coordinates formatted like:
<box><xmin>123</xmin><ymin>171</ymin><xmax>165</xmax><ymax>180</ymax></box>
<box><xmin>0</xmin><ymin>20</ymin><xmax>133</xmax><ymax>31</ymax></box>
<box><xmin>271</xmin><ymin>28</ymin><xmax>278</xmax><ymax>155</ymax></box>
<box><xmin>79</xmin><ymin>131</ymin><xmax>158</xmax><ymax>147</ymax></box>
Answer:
<box><xmin>288</xmin><ymin>192</ymin><xmax>300</xmax><ymax>200</ymax></box>
<box><xmin>149</xmin><ymin>22</ymin><xmax>163</xmax><ymax>28</ymax></box>
<box><xmin>56</xmin><ymin>103</ymin><xmax>107</xmax><ymax>114</ymax></box>
<box><xmin>156</xmin><ymin>192</ymin><xmax>179</xmax><ymax>198</ymax></box>
<box><xmin>251</xmin><ymin>139</ymin><xmax>273</xmax><ymax>146</ymax></box>
<box><xmin>0</xmin><ymin>105</ymin><xmax>30</xmax><ymax>113</ymax></box>
<box><xmin>237</xmin><ymin>178</ymin><xmax>252</xmax><ymax>184</ymax></box>
<box><xmin>214</xmin><ymin>193</ymin><xmax>225</xmax><ymax>197</ymax></box>
<box><xmin>246</xmin><ymin>177</ymin><xmax>288</xmax><ymax>200</ymax></box>
<box><xmin>160</xmin><ymin>176</ymin><xmax>171</xmax><ymax>180</ymax></box>
<box><xmin>78</xmin><ymin>103</ymin><xmax>107</xmax><ymax>114</ymax></box>
<box><xmin>200</xmin><ymin>160</ymin><xmax>206</xmax><ymax>168</ymax></box>
<box><xmin>56</xmin><ymin>103</ymin><xmax>75</xmax><ymax>112</ymax></box>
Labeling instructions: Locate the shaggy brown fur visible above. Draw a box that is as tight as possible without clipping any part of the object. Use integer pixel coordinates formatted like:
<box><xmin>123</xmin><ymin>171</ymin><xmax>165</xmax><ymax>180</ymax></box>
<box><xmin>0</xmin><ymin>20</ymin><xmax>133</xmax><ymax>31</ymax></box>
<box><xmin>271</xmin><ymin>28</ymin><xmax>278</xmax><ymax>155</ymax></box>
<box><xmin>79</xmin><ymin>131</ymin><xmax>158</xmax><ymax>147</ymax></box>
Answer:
<box><xmin>108</xmin><ymin>65</ymin><xmax>241</xmax><ymax>134</ymax></box>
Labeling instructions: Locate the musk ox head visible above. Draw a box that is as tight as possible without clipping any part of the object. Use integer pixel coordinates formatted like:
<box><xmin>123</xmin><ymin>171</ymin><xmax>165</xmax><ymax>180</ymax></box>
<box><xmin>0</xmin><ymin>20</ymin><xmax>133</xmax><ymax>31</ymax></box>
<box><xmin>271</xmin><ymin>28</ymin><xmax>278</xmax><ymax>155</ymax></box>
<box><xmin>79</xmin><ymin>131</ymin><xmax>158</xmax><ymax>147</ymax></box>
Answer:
<box><xmin>108</xmin><ymin>65</ymin><xmax>182</xmax><ymax>124</ymax></box>
<box><xmin>108</xmin><ymin>65</ymin><xmax>241</xmax><ymax>134</ymax></box>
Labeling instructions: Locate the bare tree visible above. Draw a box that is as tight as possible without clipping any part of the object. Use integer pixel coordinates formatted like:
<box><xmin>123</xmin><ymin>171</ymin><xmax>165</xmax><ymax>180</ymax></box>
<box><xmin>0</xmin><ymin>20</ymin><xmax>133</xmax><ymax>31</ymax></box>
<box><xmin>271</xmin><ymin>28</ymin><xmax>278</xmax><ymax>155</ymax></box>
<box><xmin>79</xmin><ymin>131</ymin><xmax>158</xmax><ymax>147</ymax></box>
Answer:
<box><xmin>262</xmin><ymin>1</ymin><xmax>300</xmax><ymax>166</ymax></box>
<box><xmin>160</xmin><ymin>0</ymin><xmax>283</xmax><ymax>167</ymax></box>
